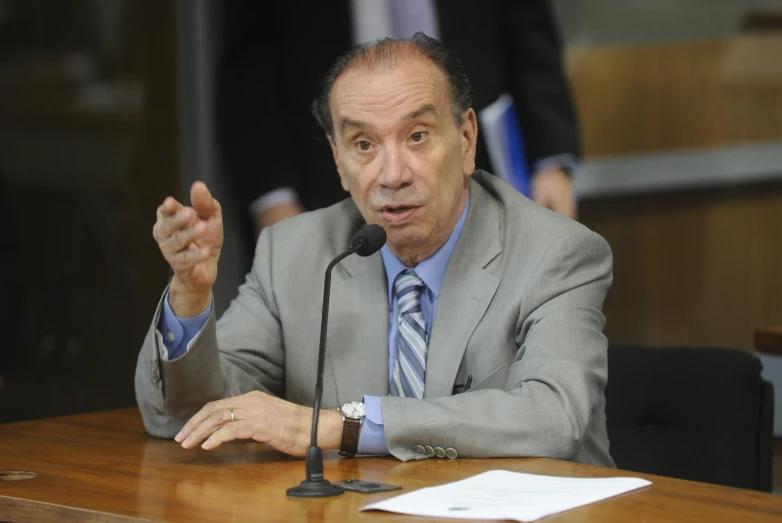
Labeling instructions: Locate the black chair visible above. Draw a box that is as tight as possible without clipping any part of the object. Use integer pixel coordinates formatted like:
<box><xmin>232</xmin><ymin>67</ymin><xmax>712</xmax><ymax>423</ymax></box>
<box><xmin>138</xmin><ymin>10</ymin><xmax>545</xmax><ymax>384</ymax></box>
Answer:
<box><xmin>606</xmin><ymin>345</ymin><xmax>774</xmax><ymax>492</ymax></box>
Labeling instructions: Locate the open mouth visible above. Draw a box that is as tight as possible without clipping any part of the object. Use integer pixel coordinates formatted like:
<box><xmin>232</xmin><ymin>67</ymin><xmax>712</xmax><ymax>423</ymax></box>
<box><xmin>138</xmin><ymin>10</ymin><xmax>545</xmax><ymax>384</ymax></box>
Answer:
<box><xmin>381</xmin><ymin>205</ymin><xmax>419</xmax><ymax>224</ymax></box>
<box><xmin>383</xmin><ymin>205</ymin><xmax>416</xmax><ymax>214</ymax></box>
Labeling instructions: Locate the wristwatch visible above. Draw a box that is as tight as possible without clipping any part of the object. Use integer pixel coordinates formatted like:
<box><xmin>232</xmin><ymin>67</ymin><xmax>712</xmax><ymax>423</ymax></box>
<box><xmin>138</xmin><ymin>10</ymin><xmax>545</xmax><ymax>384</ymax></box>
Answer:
<box><xmin>338</xmin><ymin>401</ymin><xmax>365</xmax><ymax>458</ymax></box>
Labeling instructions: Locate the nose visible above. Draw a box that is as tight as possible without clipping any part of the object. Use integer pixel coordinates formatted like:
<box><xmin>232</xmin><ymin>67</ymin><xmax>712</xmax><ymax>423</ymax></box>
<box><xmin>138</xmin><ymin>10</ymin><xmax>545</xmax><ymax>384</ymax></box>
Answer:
<box><xmin>377</xmin><ymin>145</ymin><xmax>413</xmax><ymax>190</ymax></box>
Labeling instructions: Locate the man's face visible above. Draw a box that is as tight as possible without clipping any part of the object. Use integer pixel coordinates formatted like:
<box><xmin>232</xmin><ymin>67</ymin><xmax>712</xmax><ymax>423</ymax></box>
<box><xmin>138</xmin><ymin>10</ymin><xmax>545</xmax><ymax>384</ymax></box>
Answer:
<box><xmin>327</xmin><ymin>54</ymin><xmax>478</xmax><ymax>265</ymax></box>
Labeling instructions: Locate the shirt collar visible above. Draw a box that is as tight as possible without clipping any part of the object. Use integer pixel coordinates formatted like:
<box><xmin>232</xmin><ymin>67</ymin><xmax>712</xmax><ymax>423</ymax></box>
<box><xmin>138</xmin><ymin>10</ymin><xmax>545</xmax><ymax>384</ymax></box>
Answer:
<box><xmin>381</xmin><ymin>193</ymin><xmax>470</xmax><ymax>298</ymax></box>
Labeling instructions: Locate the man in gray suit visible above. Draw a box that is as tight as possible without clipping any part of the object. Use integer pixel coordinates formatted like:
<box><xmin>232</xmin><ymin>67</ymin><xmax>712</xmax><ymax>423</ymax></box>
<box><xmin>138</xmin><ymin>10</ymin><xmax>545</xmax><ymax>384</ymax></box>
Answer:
<box><xmin>137</xmin><ymin>34</ymin><xmax>614</xmax><ymax>467</ymax></box>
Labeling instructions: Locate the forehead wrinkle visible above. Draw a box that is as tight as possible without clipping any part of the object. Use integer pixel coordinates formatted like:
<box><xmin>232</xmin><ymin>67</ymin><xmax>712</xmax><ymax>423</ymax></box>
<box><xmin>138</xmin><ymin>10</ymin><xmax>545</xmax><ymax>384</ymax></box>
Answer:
<box><xmin>339</xmin><ymin>97</ymin><xmax>434</xmax><ymax>138</ymax></box>
<box><xmin>333</xmin><ymin>55</ymin><xmax>446</xmax><ymax>105</ymax></box>
<box><xmin>334</xmin><ymin>78</ymin><xmax>444</xmax><ymax>137</ymax></box>
<box><xmin>403</xmin><ymin>104</ymin><xmax>437</xmax><ymax>121</ymax></box>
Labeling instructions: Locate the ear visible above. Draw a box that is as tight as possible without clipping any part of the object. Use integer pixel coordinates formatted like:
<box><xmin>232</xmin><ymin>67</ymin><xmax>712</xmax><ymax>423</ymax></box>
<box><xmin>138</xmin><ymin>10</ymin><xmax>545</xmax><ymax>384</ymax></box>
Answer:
<box><xmin>327</xmin><ymin>134</ymin><xmax>350</xmax><ymax>192</ymax></box>
<box><xmin>459</xmin><ymin>108</ymin><xmax>478</xmax><ymax>177</ymax></box>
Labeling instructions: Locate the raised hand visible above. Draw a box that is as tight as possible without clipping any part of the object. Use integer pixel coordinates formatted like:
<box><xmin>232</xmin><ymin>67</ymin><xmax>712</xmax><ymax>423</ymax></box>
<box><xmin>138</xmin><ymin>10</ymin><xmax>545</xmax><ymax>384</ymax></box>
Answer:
<box><xmin>152</xmin><ymin>181</ymin><xmax>223</xmax><ymax>317</ymax></box>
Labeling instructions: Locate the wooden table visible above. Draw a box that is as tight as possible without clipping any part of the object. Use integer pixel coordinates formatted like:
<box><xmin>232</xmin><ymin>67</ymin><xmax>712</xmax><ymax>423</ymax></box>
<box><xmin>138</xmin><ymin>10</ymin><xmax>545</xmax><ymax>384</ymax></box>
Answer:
<box><xmin>756</xmin><ymin>326</ymin><xmax>782</xmax><ymax>356</ymax></box>
<box><xmin>1</xmin><ymin>409</ymin><xmax>781</xmax><ymax>522</ymax></box>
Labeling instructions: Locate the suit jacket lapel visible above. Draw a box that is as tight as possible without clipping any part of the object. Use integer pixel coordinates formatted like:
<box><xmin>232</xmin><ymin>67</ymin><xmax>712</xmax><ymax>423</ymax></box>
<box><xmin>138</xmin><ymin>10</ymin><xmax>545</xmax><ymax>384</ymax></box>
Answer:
<box><xmin>323</xmin><ymin>173</ymin><xmax>503</xmax><ymax>402</ymax></box>
<box><xmin>325</xmin><ymin>217</ymin><xmax>390</xmax><ymax>405</ymax></box>
<box><xmin>425</xmin><ymin>175</ymin><xmax>502</xmax><ymax>398</ymax></box>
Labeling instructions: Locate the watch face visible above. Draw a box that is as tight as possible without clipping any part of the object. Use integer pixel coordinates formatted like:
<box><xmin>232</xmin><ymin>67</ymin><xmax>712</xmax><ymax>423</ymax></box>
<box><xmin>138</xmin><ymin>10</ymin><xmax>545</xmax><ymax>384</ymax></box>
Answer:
<box><xmin>341</xmin><ymin>401</ymin><xmax>365</xmax><ymax>419</ymax></box>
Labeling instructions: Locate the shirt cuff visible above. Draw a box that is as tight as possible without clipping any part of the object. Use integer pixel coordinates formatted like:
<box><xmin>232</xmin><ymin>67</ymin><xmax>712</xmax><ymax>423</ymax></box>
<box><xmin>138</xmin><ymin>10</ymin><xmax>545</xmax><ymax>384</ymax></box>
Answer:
<box><xmin>357</xmin><ymin>395</ymin><xmax>389</xmax><ymax>455</ymax></box>
<box><xmin>157</xmin><ymin>291</ymin><xmax>212</xmax><ymax>361</ymax></box>
<box><xmin>533</xmin><ymin>154</ymin><xmax>579</xmax><ymax>177</ymax></box>
<box><xmin>249</xmin><ymin>187</ymin><xmax>300</xmax><ymax>217</ymax></box>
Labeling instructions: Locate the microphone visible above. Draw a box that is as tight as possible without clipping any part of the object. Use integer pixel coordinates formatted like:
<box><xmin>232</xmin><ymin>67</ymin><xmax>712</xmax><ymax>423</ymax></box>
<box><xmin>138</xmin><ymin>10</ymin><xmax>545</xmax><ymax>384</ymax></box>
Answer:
<box><xmin>351</xmin><ymin>224</ymin><xmax>386</xmax><ymax>257</ymax></box>
<box><xmin>287</xmin><ymin>224</ymin><xmax>387</xmax><ymax>498</ymax></box>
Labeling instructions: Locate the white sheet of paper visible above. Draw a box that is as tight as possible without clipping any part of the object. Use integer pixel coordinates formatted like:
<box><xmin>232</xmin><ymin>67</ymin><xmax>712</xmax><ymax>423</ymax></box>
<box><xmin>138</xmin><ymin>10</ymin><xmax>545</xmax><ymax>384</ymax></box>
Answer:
<box><xmin>360</xmin><ymin>470</ymin><xmax>651</xmax><ymax>522</ymax></box>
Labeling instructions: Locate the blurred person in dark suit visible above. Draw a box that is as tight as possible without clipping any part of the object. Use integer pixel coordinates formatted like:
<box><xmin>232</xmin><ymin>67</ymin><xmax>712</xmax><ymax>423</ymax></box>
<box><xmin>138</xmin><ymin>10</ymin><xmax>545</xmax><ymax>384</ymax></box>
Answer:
<box><xmin>216</xmin><ymin>0</ymin><xmax>580</xmax><ymax>256</ymax></box>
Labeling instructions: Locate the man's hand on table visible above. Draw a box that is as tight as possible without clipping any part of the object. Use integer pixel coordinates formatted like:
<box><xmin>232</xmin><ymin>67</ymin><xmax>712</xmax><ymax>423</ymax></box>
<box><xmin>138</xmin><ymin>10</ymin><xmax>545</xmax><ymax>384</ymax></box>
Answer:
<box><xmin>175</xmin><ymin>391</ymin><xmax>344</xmax><ymax>456</ymax></box>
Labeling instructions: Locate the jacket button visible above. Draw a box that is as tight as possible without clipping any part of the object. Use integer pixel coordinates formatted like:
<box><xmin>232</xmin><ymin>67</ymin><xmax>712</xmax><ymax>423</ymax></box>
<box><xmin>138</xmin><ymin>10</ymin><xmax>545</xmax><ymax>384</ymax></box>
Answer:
<box><xmin>434</xmin><ymin>447</ymin><xmax>446</xmax><ymax>458</ymax></box>
<box><xmin>445</xmin><ymin>448</ymin><xmax>458</xmax><ymax>459</ymax></box>
<box><xmin>413</xmin><ymin>445</ymin><xmax>426</xmax><ymax>455</ymax></box>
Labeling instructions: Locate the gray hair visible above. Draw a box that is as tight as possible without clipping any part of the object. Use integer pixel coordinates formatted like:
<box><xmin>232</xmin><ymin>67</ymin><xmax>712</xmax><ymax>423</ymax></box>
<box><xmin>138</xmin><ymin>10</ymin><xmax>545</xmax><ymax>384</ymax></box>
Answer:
<box><xmin>311</xmin><ymin>32</ymin><xmax>473</xmax><ymax>139</ymax></box>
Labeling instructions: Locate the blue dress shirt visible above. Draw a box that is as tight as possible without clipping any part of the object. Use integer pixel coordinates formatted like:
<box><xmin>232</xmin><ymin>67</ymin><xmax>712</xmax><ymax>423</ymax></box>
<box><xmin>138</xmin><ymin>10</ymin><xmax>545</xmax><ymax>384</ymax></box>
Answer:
<box><xmin>360</xmin><ymin>195</ymin><xmax>469</xmax><ymax>453</ymax></box>
<box><xmin>158</xmin><ymin>195</ymin><xmax>470</xmax><ymax>455</ymax></box>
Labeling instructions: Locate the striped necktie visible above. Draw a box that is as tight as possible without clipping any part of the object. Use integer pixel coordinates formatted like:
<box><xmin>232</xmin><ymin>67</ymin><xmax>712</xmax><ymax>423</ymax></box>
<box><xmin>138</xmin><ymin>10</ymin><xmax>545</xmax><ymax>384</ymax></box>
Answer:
<box><xmin>390</xmin><ymin>270</ymin><xmax>428</xmax><ymax>399</ymax></box>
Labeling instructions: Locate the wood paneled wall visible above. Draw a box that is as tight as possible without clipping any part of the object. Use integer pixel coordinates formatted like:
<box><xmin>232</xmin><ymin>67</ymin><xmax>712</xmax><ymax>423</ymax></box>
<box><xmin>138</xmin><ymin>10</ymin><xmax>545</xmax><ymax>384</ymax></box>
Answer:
<box><xmin>568</xmin><ymin>36</ymin><xmax>782</xmax><ymax>351</ymax></box>
<box><xmin>580</xmin><ymin>183</ymin><xmax>782</xmax><ymax>352</ymax></box>
<box><xmin>566</xmin><ymin>35</ymin><xmax>782</xmax><ymax>157</ymax></box>
<box><xmin>580</xmin><ymin>184</ymin><xmax>782</xmax><ymax>356</ymax></box>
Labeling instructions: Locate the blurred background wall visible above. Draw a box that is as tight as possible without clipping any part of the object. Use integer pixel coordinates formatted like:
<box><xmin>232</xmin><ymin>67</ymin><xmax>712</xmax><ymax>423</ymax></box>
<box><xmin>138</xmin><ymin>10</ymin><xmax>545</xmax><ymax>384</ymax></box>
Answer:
<box><xmin>554</xmin><ymin>0</ymin><xmax>782</xmax><ymax>353</ymax></box>
<box><xmin>0</xmin><ymin>0</ymin><xmax>180</xmax><ymax>421</ymax></box>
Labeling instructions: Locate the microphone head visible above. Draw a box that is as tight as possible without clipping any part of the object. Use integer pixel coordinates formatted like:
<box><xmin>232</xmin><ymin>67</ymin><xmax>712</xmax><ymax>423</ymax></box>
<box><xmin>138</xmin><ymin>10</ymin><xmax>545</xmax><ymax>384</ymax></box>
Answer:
<box><xmin>351</xmin><ymin>224</ymin><xmax>387</xmax><ymax>257</ymax></box>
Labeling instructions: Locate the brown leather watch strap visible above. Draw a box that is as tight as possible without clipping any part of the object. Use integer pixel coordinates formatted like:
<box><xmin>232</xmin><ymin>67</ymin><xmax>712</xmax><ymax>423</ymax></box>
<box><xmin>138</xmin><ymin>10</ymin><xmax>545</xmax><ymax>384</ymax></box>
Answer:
<box><xmin>338</xmin><ymin>416</ymin><xmax>362</xmax><ymax>458</ymax></box>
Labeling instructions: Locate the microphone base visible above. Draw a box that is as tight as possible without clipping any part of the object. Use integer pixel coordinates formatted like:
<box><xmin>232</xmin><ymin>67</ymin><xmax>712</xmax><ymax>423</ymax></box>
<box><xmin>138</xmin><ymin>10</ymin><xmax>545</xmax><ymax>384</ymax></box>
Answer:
<box><xmin>286</xmin><ymin>479</ymin><xmax>345</xmax><ymax>498</ymax></box>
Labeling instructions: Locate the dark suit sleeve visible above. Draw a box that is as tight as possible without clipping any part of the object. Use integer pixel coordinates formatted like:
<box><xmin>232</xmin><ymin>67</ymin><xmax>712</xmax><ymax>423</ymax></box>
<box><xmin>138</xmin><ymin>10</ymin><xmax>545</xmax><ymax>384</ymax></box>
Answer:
<box><xmin>498</xmin><ymin>0</ymin><xmax>581</xmax><ymax>170</ymax></box>
<box><xmin>215</xmin><ymin>0</ymin><xmax>301</xmax><ymax>214</ymax></box>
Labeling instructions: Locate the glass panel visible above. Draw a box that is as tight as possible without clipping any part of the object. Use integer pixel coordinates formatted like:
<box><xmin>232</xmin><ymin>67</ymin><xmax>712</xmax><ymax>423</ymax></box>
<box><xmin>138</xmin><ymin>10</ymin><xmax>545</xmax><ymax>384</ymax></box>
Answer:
<box><xmin>0</xmin><ymin>0</ymin><xmax>179</xmax><ymax>421</ymax></box>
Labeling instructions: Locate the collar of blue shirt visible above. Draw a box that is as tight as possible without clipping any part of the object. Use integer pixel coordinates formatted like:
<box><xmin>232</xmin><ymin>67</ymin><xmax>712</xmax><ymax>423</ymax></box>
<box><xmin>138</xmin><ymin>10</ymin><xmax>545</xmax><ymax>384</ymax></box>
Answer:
<box><xmin>380</xmin><ymin>193</ymin><xmax>471</xmax><ymax>300</ymax></box>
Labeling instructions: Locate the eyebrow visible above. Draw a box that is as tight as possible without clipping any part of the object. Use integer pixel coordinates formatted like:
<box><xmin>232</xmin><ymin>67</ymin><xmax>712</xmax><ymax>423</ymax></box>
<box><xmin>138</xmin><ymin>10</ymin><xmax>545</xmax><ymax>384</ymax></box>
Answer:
<box><xmin>339</xmin><ymin>117</ymin><xmax>366</xmax><ymax>135</ymax></box>
<box><xmin>338</xmin><ymin>104</ymin><xmax>438</xmax><ymax>136</ymax></box>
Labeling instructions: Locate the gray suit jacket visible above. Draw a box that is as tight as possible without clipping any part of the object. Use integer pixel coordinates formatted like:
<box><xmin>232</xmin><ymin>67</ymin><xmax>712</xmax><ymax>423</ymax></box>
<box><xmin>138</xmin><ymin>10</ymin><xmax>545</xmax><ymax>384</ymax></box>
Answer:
<box><xmin>135</xmin><ymin>171</ymin><xmax>615</xmax><ymax>466</ymax></box>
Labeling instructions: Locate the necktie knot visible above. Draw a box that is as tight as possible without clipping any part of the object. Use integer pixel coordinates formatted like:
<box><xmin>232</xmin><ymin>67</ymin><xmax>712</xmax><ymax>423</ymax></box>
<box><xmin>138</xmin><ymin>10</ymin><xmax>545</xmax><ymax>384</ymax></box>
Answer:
<box><xmin>394</xmin><ymin>270</ymin><xmax>424</xmax><ymax>297</ymax></box>
<box><xmin>394</xmin><ymin>270</ymin><xmax>425</xmax><ymax>315</ymax></box>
